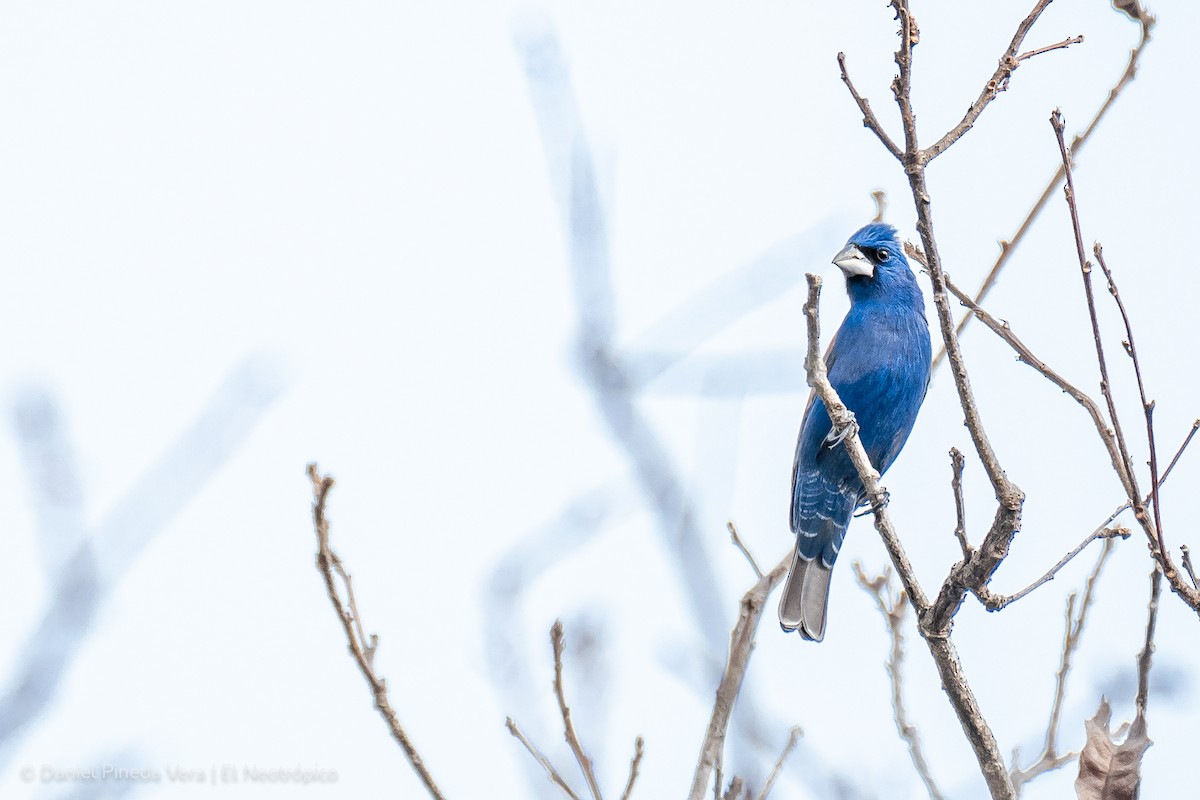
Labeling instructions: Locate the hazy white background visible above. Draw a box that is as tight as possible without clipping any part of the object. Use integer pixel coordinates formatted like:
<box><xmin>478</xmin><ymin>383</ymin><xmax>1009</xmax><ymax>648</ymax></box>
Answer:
<box><xmin>0</xmin><ymin>1</ymin><xmax>1195</xmax><ymax>798</ymax></box>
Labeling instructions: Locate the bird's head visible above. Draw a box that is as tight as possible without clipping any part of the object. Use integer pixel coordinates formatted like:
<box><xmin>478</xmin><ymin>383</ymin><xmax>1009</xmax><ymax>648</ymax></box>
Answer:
<box><xmin>831</xmin><ymin>222</ymin><xmax>921</xmax><ymax>305</ymax></box>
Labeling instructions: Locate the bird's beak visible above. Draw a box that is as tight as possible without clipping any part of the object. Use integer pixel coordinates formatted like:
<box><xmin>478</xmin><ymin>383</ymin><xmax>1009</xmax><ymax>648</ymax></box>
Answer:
<box><xmin>832</xmin><ymin>244</ymin><xmax>874</xmax><ymax>278</ymax></box>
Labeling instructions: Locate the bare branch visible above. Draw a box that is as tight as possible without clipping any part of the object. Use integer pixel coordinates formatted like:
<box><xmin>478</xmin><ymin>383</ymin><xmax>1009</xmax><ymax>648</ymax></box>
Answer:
<box><xmin>1053</xmin><ymin>113</ymin><xmax>1200</xmax><ymax>616</ymax></box>
<box><xmin>507</xmin><ymin>717</ymin><xmax>583</xmax><ymax>800</ymax></box>
<box><xmin>728</xmin><ymin>522</ymin><xmax>764</xmax><ymax>579</ymax></box>
<box><xmin>1051</xmin><ymin>111</ymin><xmax>1139</xmax><ymax>501</ymax></box>
<box><xmin>307</xmin><ymin>464</ymin><xmax>448</xmax><ymax>800</ymax></box>
<box><xmin>935</xmin><ymin>15</ymin><xmax>1154</xmax><ymax>369</ymax></box>
<box><xmin>880</xmin><ymin>3</ymin><xmax>1029</xmax><ymax>644</ymax></box>
<box><xmin>801</xmin><ymin>275</ymin><xmax>1014</xmax><ymax>799</ymax></box>
<box><xmin>1094</xmin><ymin>245</ymin><xmax>1167</xmax><ymax>560</ymax></box>
<box><xmin>755</xmin><ymin>727</ymin><xmax>803</xmax><ymax>800</ymax></box>
<box><xmin>1016</xmin><ymin>35</ymin><xmax>1084</xmax><ymax>63</ymax></box>
<box><xmin>983</xmin><ymin>526</ymin><xmax>1127</xmax><ymax>611</ymax></box>
<box><xmin>950</xmin><ymin>448</ymin><xmax>971</xmax><ymax>559</ymax></box>
<box><xmin>836</xmin><ymin>52</ymin><xmax>904</xmax><ymax>161</ymax></box>
<box><xmin>941</xmin><ymin>272</ymin><xmax>1136</xmax><ymax>491</ymax></box>
<box><xmin>921</xmin><ymin>0</ymin><xmax>1056</xmax><ymax>163</ymax></box>
<box><xmin>551</xmin><ymin>621</ymin><xmax>605</xmax><ymax>800</ymax></box>
<box><xmin>687</xmin><ymin>554</ymin><xmax>791</xmax><ymax>800</ymax></box>
<box><xmin>982</xmin><ymin>417</ymin><xmax>1200</xmax><ymax>610</ymax></box>
<box><xmin>722</xmin><ymin>777</ymin><xmax>745</xmax><ymax>800</ymax></box>
<box><xmin>618</xmin><ymin>738</ymin><xmax>645</xmax><ymax>800</ymax></box>
<box><xmin>853</xmin><ymin>565</ymin><xmax>945</xmax><ymax>800</ymax></box>
<box><xmin>1010</xmin><ymin>538</ymin><xmax>1114</xmax><ymax>794</ymax></box>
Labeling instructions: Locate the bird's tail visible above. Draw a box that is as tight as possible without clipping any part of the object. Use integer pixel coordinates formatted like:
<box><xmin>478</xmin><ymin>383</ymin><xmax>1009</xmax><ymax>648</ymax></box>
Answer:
<box><xmin>778</xmin><ymin>552</ymin><xmax>833</xmax><ymax>642</ymax></box>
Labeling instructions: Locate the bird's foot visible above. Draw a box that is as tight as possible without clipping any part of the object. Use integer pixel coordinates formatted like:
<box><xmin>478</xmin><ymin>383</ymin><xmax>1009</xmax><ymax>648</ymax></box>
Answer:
<box><xmin>854</xmin><ymin>489</ymin><xmax>891</xmax><ymax>517</ymax></box>
<box><xmin>823</xmin><ymin>413</ymin><xmax>859</xmax><ymax>450</ymax></box>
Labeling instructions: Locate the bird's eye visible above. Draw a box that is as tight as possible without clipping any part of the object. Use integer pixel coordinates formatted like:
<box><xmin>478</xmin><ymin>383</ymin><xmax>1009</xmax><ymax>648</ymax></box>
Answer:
<box><xmin>876</xmin><ymin>248</ymin><xmax>890</xmax><ymax>261</ymax></box>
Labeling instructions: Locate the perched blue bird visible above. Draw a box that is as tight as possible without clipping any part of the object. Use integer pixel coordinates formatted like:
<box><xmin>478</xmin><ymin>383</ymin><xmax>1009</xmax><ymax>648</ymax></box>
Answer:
<box><xmin>780</xmin><ymin>223</ymin><xmax>931</xmax><ymax>641</ymax></box>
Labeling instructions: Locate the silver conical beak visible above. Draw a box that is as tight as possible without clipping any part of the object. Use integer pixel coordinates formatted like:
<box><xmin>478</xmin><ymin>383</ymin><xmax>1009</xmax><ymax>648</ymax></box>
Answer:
<box><xmin>832</xmin><ymin>244</ymin><xmax>873</xmax><ymax>278</ymax></box>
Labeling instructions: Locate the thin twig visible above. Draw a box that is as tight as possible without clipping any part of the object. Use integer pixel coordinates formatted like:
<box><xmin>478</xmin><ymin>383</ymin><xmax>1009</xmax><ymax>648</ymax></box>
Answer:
<box><xmin>1182</xmin><ymin>545</ymin><xmax>1198</xmax><ymax>591</ymax></box>
<box><xmin>1160</xmin><ymin>420</ymin><xmax>1200</xmax><ymax>484</ymax></box>
<box><xmin>940</xmin><ymin>271</ymin><xmax>1137</xmax><ymax>491</ymax></box>
<box><xmin>1053</xmin><ymin>113</ymin><xmax>1200</xmax><ymax>616</ymax></box>
<box><xmin>551</xmin><ymin>621</ymin><xmax>604</xmax><ymax>800</ymax></box>
<box><xmin>1016</xmin><ymin>35</ymin><xmax>1084</xmax><ymax>63</ymax></box>
<box><xmin>983</xmin><ymin>526</ymin><xmax>1127</xmax><ymax>611</ymax></box>
<box><xmin>1010</xmin><ymin>538</ymin><xmax>1114</xmax><ymax>795</ymax></box>
<box><xmin>984</xmin><ymin>417</ymin><xmax>1200</xmax><ymax>610</ymax></box>
<box><xmin>618</xmin><ymin>738</ymin><xmax>645</xmax><ymax>800</ymax></box>
<box><xmin>722</xmin><ymin>777</ymin><xmax>745</xmax><ymax>800</ymax></box>
<box><xmin>507</xmin><ymin>717</ymin><xmax>583</xmax><ymax>800</ymax></box>
<box><xmin>935</xmin><ymin>15</ymin><xmax>1154</xmax><ymax>369</ymax></box>
<box><xmin>727</xmin><ymin>522</ymin><xmax>764</xmax><ymax>579</ymax></box>
<box><xmin>921</xmin><ymin>0</ymin><xmax>1057</xmax><ymax>163</ymax></box>
<box><xmin>940</xmin><ymin>274</ymin><xmax>1200</xmax><ymax>602</ymax></box>
<box><xmin>1094</xmin><ymin>244</ymin><xmax>1167</xmax><ymax>560</ymax></box>
<box><xmin>307</xmin><ymin>464</ymin><xmax>448</xmax><ymax>800</ymax></box>
<box><xmin>950</xmin><ymin>448</ymin><xmax>971</xmax><ymax>558</ymax></box>
<box><xmin>754</xmin><ymin>727</ymin><xmax>803</xmax><ymax>800</ymax></box>
<box><xmin>853</xmin><ymin>564</ymin><xmax>945</xmax><ymax>800</ymax></box>
<box><xmin>1051</xmin><ymin>110</ymin><xmax>1139</xmax><ymax>503</ymax></box>
<box><xmin>836</xmin><ymin>52</ymin><xmax>903</xmax><ymax>161</ymax></box>
<box><xmin>1135</xmin><ymin>566</ymin><xmax>1162</xmax><ymax>717</ymax></box>
<box><xmin>687</xmin><ymin>554</ymin><xmax>791</xmax><ymax>800</ymax></box>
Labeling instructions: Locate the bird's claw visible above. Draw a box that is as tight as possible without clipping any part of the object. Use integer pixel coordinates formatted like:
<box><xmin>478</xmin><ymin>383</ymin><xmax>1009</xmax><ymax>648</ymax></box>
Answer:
<box><xmin>824</xmin><ymin>414</ymin><xmax>859</xmax><ymax>450</ymax></box>
<box><xmin>854</xmin><ymin>489</ymin><xmax>891</xmax><ymax>517</ymax></box>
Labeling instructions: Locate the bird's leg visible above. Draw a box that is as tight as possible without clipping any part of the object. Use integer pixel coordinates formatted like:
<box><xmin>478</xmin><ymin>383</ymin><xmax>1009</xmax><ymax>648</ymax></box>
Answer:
<box><xmin>854</xmin><ymin>489</ymin><xmax>891</xmax><ymax>517</ymax></box>
<box><xmin>823</xmin><ymin>412</ymin><xmax>859</xmax><ymax>450</ymax></box>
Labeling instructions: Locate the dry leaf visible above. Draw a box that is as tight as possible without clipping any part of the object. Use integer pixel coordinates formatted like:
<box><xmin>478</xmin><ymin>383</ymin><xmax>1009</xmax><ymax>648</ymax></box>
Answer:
<box><xmin>1111</xmin><ymin>0</ymin><xmax>1151</xmax><ymax>25</ymax></box>
<box><xmin>1074</xmin><ymin>698</ymin><xmax>1151</xmax><ymax>799</ymax></box>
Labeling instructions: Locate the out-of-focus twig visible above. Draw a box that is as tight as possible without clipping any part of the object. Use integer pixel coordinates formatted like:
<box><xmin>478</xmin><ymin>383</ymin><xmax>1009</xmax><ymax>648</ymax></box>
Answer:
<box><xmin>618</xmin><ymin>737</ymin><xmax>645</xmax><ymax>800</ymax></box>
<box><xmin>852</xmin><ymin>565</ymin><xmax>944</xmax><ymax>800</ymax></box>
<box><xmin>687</xmin><ymin>554</ymin><xmax>790</xmax><ymax>800</ymax></box>
<box><xmin>507</xmin><ymin>717</ymin><xmax>583</xmax><ymax>800</ymax></box>
<box><xmin>485</xmin><ymin>483</ymin><xmax>635</xmax><ymax>798</ymax></box>
<box><xmin>728</xmin><ymin>522</ymin><xmax>764</xmax><ymax>580</ymax></box>
<box><xmin>307</xmin><ymin>464</ymin><xmax>447</xmax><ymax>800</ymax></box>
<box><xmin>1010</xmin><ymin>538</ymin><xmax>1115</xmax><ymax>795</ymax></box>
<box><xmin>0</xmin><ymin>361</ymin><xmax>284</xmax><ymax>768</ymax></box>
<box><xmin>755</xmin><ymin>727</ymin><xmax>802</xmax><ymax>800</ymax></box>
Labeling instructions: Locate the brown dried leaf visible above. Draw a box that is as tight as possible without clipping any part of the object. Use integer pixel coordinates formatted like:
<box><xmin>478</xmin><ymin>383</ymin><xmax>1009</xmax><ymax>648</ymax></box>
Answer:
<box><xmin>1074</xmin><ymin>698</ymin><xmax>1151</xmax><ymax>800</ymax></box>
<box><xmin>1111</xmin><ymin>0</ymin><xmax>1151</xmax><ymax>25</ymax></box>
